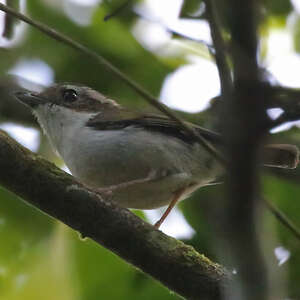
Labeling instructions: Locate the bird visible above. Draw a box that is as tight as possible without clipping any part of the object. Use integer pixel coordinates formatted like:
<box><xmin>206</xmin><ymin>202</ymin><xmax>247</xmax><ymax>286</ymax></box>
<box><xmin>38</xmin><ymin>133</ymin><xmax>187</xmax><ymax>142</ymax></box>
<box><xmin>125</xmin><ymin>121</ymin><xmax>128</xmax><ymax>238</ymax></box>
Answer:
<box><xmin>15</xmin><ymin>83</ymin><xmax>299</xmax><ymax>228</ymax></box>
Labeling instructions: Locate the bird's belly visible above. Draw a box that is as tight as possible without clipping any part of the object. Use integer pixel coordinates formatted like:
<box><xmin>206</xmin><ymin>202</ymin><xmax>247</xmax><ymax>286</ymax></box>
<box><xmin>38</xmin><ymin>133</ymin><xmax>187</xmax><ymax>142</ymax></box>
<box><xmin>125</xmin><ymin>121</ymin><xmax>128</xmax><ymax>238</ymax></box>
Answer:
<box><xmin>60</xmin><ymin>128</ymin><xmax>220</xmax><ymax>209</ymax></box>
<box><xmin>69</xmin><ymin>161</ymin><xmax>199</xmax><ymax>209</ymax></box>
<box><xmin>110</xmin><ymin>180</ymin><xmax>204</xmax><ymax>209</ymax></box>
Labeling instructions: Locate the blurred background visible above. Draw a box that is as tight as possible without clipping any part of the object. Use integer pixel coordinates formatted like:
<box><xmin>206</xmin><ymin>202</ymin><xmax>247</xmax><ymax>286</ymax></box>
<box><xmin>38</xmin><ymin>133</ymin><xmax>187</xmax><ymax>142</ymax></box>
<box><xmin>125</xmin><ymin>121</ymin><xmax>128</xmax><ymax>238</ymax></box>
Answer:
<box><xmin>0</xmin><ymin>0</ymin><xmax>300</xmax><ymax>299</ymax></box>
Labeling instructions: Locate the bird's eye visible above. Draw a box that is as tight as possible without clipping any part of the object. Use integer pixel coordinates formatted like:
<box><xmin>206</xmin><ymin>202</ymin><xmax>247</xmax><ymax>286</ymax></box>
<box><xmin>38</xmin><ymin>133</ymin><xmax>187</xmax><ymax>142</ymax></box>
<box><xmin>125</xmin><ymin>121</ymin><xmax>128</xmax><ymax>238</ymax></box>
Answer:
<box><xmin>62</xmin><ymin>89</ymin><xmax>78</xmax><ymax>102</ymax></box>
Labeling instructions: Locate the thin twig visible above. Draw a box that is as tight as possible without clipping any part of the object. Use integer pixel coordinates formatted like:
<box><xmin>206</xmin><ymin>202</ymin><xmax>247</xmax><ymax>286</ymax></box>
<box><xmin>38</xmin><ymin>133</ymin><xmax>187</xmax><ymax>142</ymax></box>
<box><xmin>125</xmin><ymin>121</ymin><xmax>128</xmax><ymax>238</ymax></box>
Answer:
<box><xmin>0</xmin><ymin>3</ymin><xmax>225</xmax><ymax>164</ymax></box>
<box><xmin>263</xmin><ymin>197</ymin><xmax>300</xmax><ymax>242</ymax></box>
<box><xmin>2</xmin><ymin>0</ymin><xmax>19</xmax><ymax>38</ymax></box>
<box><xmin>133</xmin><ymin>9</ymin><xmax>215</xmax><ymax>57</ymax></box>
<box><xmin>105</xmin><ymin>3</ymin><xmax>215</xmax><ymax>56</ymax></box>
<box><xmin>169</xmin><ymin>30</ymin><xmax>215</xmax><ymax>57</ymax></box>
<box><xmin>104</xmin><ymin>0</ymin><xmax>132</xmax><ymax>21</ymax></box>
<box><xmin>203</xmin><ymin>0</ymin><xmax>232</xmax><ymax>95</ymax></box>
<box><xmin>267</xmin><ymin>113</ymin><xmax>300</xmax><ymax>131</ymax></box>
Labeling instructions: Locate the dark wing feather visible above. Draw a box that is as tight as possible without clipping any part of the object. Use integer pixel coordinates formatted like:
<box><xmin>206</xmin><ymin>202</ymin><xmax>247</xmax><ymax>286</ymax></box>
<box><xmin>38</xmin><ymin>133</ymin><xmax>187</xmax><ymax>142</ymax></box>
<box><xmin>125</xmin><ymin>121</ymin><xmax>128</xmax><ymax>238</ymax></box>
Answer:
<box><xmin>86</xmin><ymin>108</ymin><xmax>221</xmax><ymax>145</ymax></box>
<box><xmin>86</xmin><ymin>109</ymin><xmax>300</xmax><ymax>169</ymax></box>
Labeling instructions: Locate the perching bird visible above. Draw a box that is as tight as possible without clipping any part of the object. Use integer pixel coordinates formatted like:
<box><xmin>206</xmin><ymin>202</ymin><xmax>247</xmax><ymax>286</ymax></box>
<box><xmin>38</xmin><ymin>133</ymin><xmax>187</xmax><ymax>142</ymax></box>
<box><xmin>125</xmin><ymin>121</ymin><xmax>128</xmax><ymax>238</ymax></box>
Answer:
<box><xmin>15</xmin><ymin>83</ymin><xmax>299</xmax><ymax>228</ymax></box>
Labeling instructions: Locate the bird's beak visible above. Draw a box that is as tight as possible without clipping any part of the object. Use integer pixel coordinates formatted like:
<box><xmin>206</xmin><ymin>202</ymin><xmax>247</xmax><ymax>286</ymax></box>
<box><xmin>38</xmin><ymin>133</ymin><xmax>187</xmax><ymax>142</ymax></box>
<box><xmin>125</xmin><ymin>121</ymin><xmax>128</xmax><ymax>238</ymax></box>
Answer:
<box><xmin>14</xmin><ymin>91</ymin><xmax>47</xmax><ymax>108</ymax></box>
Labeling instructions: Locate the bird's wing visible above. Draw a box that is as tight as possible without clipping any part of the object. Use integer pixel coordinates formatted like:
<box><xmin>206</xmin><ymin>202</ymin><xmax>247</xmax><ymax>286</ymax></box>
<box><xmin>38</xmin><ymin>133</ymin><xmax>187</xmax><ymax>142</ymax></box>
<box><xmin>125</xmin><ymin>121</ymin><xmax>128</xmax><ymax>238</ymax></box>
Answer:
<box><xmin>86</xmin><ymin>109</ymin><xmax>221</xmax><ymax>145</ymax></box>
<box><xmin>86</xmin><ymin>109</ymin><xmax>299</xmax><ymax>169</ymax></box>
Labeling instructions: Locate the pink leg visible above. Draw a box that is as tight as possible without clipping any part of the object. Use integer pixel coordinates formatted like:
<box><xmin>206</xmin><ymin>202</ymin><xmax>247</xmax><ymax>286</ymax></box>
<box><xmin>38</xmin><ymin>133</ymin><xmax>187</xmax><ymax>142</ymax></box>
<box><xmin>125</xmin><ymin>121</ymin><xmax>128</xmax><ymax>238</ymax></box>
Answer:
<box><xmin>97</xmin><ymin>170</ymin><xmax>157</xmax><ymax>194</ymax></box>
<box><xmin>154</xmin><ymin>188</ymin><xmax>186</xmax><ymax>229</ymax></box>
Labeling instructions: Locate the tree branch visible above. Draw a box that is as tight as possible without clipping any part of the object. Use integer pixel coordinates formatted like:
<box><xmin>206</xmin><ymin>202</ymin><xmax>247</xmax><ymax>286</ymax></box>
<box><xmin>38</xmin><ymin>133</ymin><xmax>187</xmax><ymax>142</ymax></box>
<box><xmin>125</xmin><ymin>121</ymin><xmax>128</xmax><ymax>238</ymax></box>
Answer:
<box><xmin>0</xmin><ymin>130</ymin><xmax>231</xmax><ymax>300</ymax></box>
<box><xmin>211</xmin><ymin>1</ymin><xmax>271</xmax><ymax>299</ymax></box>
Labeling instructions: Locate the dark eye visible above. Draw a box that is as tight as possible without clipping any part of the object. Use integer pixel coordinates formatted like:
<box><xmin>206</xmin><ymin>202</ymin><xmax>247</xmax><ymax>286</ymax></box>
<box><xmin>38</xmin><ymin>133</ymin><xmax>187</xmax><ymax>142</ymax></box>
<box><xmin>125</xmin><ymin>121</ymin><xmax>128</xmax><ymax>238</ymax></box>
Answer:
<box><xmin>62</xmin><ymin>89</ymin><xmax>78</xmax><ymax>102</ymax></box>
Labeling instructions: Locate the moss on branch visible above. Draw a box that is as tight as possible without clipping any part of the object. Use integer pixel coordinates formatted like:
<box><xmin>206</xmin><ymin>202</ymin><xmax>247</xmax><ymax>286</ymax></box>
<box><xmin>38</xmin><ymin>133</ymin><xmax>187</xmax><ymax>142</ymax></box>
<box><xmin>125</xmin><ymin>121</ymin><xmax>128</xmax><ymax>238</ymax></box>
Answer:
<box><xmin>0</xmin><ymin>130</ymin><xmax>230</xmax><ymax>300</ymax></box>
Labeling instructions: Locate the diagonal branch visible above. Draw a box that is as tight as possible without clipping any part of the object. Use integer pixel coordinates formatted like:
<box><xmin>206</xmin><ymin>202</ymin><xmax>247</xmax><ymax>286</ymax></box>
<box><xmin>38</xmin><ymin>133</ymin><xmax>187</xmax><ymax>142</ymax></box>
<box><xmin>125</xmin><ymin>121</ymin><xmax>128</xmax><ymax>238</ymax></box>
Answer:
<box><xmin>263</xmin><ymin>197</ymin><xmax>300</xmax><ymax>241</ymax></box>
<box><xmin>0</xmin><ymin>130</ymin><xmax>231</xmax><ymax>300</ymax></box>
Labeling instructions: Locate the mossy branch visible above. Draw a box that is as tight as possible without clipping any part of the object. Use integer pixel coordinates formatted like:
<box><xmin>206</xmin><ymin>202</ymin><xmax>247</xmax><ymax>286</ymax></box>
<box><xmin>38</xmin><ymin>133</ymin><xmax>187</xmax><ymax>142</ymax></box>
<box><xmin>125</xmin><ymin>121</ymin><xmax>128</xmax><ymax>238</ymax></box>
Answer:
<box><xmin>0</xmin><ymin>130</ymin><xmax>231</xmax><ymax>300</ymax></box>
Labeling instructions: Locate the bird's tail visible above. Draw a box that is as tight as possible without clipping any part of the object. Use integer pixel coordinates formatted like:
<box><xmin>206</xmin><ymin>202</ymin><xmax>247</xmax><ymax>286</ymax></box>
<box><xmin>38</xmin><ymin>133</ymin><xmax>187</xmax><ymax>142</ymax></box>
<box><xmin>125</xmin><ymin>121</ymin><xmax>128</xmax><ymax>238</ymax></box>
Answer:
<box><xmin>262</xmin><ymin>144</ymin><xmax>299</xmax><ymax>169</ymax></box>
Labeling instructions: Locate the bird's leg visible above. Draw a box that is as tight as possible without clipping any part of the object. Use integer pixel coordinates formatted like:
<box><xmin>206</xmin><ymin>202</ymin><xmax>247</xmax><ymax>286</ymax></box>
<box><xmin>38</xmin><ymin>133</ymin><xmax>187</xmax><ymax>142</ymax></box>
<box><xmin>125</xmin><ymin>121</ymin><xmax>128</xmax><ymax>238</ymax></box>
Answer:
<box><xmin>96</xmin><ymin>170</ymin><xmax>158</xmax><ymax>196</ymax></box>
<box><xmin>154</xmin><ymin>187</ymin><xmax>186</xmax><ymax>229</ymax></box>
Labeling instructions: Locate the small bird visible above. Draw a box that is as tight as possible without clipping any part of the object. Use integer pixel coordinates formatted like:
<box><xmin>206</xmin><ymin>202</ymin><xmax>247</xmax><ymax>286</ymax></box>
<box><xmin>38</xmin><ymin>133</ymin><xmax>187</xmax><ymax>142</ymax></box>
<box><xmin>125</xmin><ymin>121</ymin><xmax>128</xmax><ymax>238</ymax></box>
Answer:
<box><xmin>15</xmin><ymin>83</ymin><xmax>299</xmax><ymax>228</ymax></box>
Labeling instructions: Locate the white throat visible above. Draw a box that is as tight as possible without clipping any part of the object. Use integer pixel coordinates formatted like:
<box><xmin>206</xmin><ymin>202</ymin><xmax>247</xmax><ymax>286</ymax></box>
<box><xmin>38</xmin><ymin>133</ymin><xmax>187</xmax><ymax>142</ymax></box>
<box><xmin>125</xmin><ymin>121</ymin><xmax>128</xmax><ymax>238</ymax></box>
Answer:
<box><xmin>33</xmin><ymin>104</ymin><xmax>96</xmax><ymax>157</ymax></box>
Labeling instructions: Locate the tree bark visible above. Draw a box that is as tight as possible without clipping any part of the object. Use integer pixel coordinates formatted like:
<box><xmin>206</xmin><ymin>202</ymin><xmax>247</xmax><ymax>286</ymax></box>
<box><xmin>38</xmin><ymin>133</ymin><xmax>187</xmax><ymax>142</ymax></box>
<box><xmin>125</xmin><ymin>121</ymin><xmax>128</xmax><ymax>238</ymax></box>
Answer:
<box><xmin>0</xmin><ymin>130</ymin><xmax>231</xmax><ymax>300</ymax></box>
